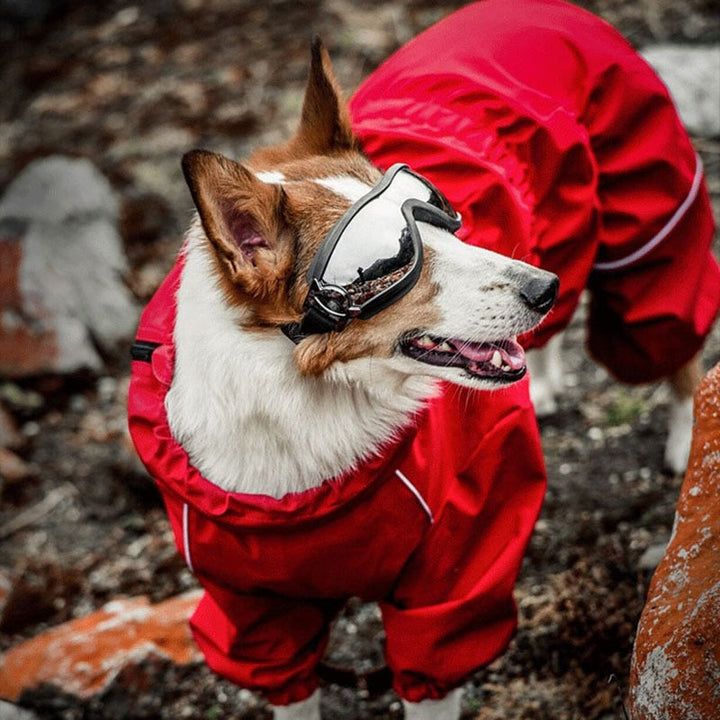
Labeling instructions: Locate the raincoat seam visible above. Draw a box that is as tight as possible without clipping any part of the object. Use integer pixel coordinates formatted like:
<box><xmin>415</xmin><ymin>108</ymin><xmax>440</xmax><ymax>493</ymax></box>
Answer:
<box><xmin>593</xmin><ymin>153</ymin><xmax>704</xmax><ymax>271</ymax></box>
<box><xmin>395</xmin><ymin>469</ymin><xmax>434</xmax><ymax>523</ymax></box>
<box><xmin>182</xmin><ymin>502</ymin><xmax>195</xmax><ymax>573</ymax></box>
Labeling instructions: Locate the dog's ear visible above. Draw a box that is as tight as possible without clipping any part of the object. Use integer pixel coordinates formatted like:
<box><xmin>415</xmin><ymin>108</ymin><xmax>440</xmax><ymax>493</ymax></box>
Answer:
<box><xmin>295</xmin><ymin>36</ymin><xmax>357</xmax><ymax>155</ymax></box>
<box><xmin>182</xmin><ymin>149</ymin><xmax>291</xmax><ymax>291</ymax></box>
<box><xmin>255</xmin><ymin>37</ymin><xmax>357</xmax><ymax>164</ymax></box>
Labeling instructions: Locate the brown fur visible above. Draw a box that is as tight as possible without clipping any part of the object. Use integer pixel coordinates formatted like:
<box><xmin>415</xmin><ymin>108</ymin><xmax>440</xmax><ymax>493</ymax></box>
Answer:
<box><xmin>670</xmin><ymin>354</ymin><xmax>703</xmax><ymax>400</ymax></box>
<box><xmin>182</xmin><ymin>149</ymin><xmax>300</xmax><ymax>318</ymax></box>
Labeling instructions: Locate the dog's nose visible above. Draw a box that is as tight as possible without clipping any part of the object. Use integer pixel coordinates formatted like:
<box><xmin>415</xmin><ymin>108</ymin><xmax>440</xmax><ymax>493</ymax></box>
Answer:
<box><xmin>520</xmin><ymin>274</ymin><xmax>559</xmax><ymax>313</ymax></box>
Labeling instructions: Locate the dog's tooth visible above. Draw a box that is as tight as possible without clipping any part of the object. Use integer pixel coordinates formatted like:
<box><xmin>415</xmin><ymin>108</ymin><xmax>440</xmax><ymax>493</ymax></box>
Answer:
<box><xmin>437</xmin><ymin>341</ymin><xmax>454</xmax><ymax>353</ymax></box>
<box><xmin>502</xmin><ymin>364</ymin><xmax>511</xmax><ymax>372</ymax></box>
<box><xmin>416</xmin><ymin>335</ymin><xmax>435</xmax><ymax>349</ymax></box>
<box><xmin>491</xmin><ymin>350</ymin><xmax>502</xmax><ymax>368</ymax></box>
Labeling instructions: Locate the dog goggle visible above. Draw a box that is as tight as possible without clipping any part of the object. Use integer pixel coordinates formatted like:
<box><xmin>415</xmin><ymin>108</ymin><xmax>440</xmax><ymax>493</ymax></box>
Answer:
<box><xmin>282</xmin><ymin>164</ymin><xmax>461</xmax><ymax>342</ymax></box>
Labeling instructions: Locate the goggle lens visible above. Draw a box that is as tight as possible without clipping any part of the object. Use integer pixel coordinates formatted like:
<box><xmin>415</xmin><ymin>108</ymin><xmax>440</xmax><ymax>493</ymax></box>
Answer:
<box><xmin>290</xmin><ymin>164</ymin><xmax>460</xmax><ymax>339</ymax></box>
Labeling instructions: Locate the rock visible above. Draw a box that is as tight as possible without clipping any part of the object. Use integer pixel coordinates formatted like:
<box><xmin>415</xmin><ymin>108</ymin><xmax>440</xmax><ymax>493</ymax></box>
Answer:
<box><xmin>0</xmin><ymin>156</ymin><xmax>138</xmax><ymax>377</ymax></box>
<box><xmin>641</xmin><ymin>45</ymin><xmax>720</xmax><ymax>137</ymax></box>
<box><xmin>0</xmin><ymin>590</ymin><xmax>203</xmax><ymax>703</ymax></box>
<box><xmin>0</xmin><ymin>700</ymin><xmax>39</xmax><ymax>720</ymax></box>
<box><xmin>628</xmin><ymin>362</ymin><xmax>720</xmax><ymax>719</ymax></box>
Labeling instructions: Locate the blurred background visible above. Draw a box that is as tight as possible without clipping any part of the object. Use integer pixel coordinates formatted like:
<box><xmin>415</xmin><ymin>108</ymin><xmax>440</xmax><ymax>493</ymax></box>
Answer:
<box><xmin>0</xmin><ymin>1</ymin><xmax>718</xmax><ymax>719</ymax></box>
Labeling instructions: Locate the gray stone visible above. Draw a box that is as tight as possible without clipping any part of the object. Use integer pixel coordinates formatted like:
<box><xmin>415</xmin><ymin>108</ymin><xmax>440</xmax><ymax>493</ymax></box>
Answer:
<box><xmin>0</xmin><ymin>156</ymin><xmax>138</xmax><ymax>376</ymax></box>
<box><xmin>0</xmin><ymin>701</ymin><xmax>39</xmax><ymax>720</ymax></box>
<box><xmin>641</xmin><ymin>44</ymin><xmax>720</xmax><ymax>137</ymax></box>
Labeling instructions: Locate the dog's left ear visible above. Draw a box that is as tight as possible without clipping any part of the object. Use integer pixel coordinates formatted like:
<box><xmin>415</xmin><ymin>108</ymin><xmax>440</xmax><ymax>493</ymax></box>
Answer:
<box><xmin>182</xmin><ymin>149</ymin><xmax>291</xmax><ymax>291</ymax></box>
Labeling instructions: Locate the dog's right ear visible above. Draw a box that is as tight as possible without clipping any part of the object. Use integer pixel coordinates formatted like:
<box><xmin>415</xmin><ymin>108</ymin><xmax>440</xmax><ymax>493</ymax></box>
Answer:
<box><xmin>182</xmin><ymin>149</ymin><xmax>290</xmax><ymax>292</ymax></box>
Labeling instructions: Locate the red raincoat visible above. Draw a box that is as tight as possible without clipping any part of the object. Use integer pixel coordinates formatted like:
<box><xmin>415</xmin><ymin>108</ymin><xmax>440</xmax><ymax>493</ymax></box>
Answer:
<box><xmin>128</xmin><ymin>256</ymin><xmax>546</xmax><ymax>704</ymax></box>
<box><xmin>350</xmin><ymin>0</ymin><xmax>719</xmax><ymax>383</ymax></box>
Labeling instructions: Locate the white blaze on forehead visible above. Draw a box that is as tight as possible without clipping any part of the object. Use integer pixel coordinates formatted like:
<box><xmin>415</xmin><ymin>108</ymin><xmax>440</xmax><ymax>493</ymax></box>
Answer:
<box><xmin>315</xmin><ymin>175</ymin><xmax>372</xmax><ymax>204</ymax></box>
<box><xmin>255</xmin><ymin>170</ymin><xmax>286</xmax><ymax>184</ymax></box>
<box><xmin>252</xmin><ymin>172</ymin><xmax>372</xmax><ymax>205</ymax></box>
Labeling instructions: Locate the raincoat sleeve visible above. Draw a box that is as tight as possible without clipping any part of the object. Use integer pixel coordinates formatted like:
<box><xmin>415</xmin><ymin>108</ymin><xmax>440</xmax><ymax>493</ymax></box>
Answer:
<box><xmin>380</xmin><ymin>379</ymin><xmax>547</xmax><ymax>702</ymax></box>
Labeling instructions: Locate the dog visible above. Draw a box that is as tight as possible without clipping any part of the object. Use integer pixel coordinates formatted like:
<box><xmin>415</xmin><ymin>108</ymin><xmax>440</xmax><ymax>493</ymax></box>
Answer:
<box><xmin>129</xmin><ymin>39</ymin><xmax>556</xmax><ymax>720</ymax></box>
<box><xmin>129</xmin><ymin>3</ymin><xmax>719</xmax><ymax>719</ymax></box>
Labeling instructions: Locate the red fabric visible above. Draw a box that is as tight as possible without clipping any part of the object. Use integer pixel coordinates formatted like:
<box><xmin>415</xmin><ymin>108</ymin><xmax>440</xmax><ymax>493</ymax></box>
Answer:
<box><xmin>350</xmin><ymin>0</ymin><xmax>720</xmax><ymax>384</ymax></box>
<box><xmin>127</xmin><ymin>254</ymin><xmax>546</xmax><ymax>704</ymax></box>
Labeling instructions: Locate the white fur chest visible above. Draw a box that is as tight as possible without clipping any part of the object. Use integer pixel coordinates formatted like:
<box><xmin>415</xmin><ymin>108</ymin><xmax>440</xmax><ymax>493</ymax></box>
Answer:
<box><xmin>164</xmin><ymin>235</ymin><xmax>436</xmax><ymax>498</ymax></box>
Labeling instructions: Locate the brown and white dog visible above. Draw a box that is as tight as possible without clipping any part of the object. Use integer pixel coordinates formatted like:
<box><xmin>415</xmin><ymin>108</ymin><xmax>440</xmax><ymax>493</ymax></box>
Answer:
<box><xmin>165</xmin><ymin>42</ymin><xmax>556</xmax><ymax>720</ymax></box>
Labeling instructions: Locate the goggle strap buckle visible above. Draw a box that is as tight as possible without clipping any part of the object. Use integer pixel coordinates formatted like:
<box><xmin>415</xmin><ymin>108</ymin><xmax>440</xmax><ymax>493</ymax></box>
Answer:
<box><xmin>280</xmin><ymin>302</ymin><xmax>349</xmax><ymax>345</ymax></box>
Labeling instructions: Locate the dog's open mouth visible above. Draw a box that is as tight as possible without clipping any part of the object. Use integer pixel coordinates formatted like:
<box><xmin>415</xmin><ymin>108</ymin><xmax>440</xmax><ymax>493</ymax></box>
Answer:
<box><xmin>400</xmin><ymin>333</ymin><xmax>527</xmax><ymax>381</ymax></box>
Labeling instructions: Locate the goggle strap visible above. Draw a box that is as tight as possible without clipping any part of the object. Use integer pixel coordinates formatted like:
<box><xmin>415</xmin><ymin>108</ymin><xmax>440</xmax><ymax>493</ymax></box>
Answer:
<box><xmin>280</xmin><ymin>303</ymin><xmax>340</xmax><ymax>344</ymax></box>
<box><xmin>280</xmin><ymin>322</ymin><xmax>304</xmax><ymax>344</ymax></box>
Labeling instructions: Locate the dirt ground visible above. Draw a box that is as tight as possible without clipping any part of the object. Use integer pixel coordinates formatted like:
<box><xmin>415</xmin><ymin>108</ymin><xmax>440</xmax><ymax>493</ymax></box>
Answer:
<box><xmin>0</xmin><ymin>1</ymin><xmax>718</xmax><ymax>719</ymax></box>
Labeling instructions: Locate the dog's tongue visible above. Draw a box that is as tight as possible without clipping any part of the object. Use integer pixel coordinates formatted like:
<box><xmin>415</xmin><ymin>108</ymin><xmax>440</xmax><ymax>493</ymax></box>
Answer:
<box><xmin>458</xmin><ymin>338</ymin><xmax>526</xmax><ymax>371</ymax></box>
<box><xmin>402</xmin><ymin>333</ymin><xmax>527</xmax><ymax>380</ymax></box>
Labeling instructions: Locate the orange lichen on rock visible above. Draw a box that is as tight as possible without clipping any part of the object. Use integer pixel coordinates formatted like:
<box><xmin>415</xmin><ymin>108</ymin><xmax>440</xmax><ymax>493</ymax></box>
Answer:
<box><xmin>0</xmin><ymin>236</ymin><xmax>59</xmax><ymax>377</ymax></box>
<box><xmin>628</xmin><ymin>362</ymin><xmax>720</xmax><ymax>719</ymax></box>
<box><xmin>0</xmin><ymin>590</ymin><xmax>202</xmax><ymax>701</ymax></box>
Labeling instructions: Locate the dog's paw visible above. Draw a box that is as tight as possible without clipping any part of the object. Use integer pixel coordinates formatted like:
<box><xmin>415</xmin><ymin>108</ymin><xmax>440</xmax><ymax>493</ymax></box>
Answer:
<box><xmin>664</xmin><ymin>395</ymin><xmax>694</xmax><ymax>475</ymax></box>
<box><xmin>403</xmin><ymin>688</ymin><xmax>463</xmax><ymax>720</ymax></box>
<box><xmin>529</xmin><ymin>376</ymin><xmax>558</xmax><ymax>417</ymax></box>
<box><xmin>272</xmin><ymin>690</ymin><xmax>321</xmax><ymax>720</ymax></box>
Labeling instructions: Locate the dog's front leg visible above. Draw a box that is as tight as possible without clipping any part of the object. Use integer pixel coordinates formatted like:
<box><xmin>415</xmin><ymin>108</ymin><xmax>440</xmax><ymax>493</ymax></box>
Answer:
<box><xmin>272</xmin><ymin>689</ymin><xmax>321</xmax><ymax>720</ymax></box>
<box><xmin>527</xmin><ymin>333</ymin><xmax>565</xmax><ymax>417</ymax></box>
<box><xmin>402</xmin><ymin>687</ymin><xmax>463</xmax><ymax>720</ymax></box>
<box><xmin>665</xmin><ymin>353</ymin><xmax>703</xmax><ymax>475</ymax></box>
